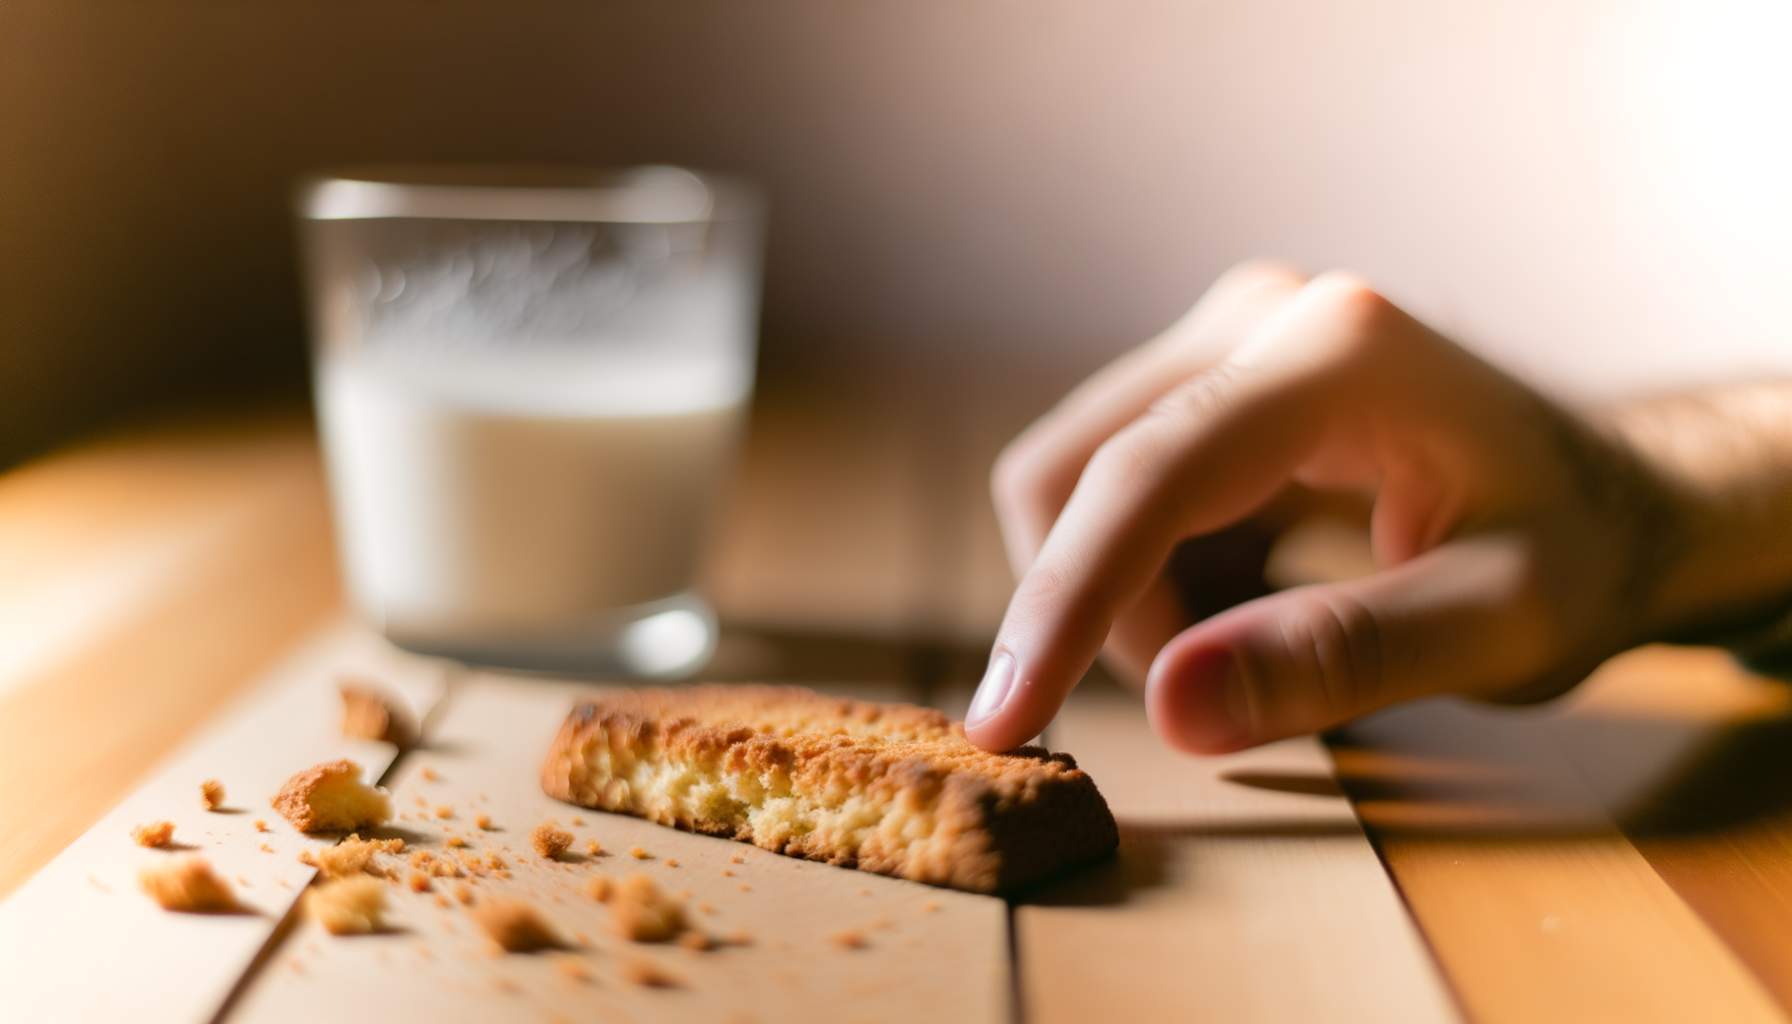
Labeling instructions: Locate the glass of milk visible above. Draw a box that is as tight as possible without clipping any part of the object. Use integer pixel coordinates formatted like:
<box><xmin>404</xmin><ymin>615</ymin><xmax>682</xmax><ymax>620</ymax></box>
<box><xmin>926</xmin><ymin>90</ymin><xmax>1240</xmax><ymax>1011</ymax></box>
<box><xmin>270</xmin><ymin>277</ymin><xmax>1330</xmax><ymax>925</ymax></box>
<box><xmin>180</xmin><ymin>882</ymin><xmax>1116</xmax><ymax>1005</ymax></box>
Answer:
<box><xmin>298</xmin><ymin>165</ymin><xmax>761</xmax><ymax>677</ymax></box>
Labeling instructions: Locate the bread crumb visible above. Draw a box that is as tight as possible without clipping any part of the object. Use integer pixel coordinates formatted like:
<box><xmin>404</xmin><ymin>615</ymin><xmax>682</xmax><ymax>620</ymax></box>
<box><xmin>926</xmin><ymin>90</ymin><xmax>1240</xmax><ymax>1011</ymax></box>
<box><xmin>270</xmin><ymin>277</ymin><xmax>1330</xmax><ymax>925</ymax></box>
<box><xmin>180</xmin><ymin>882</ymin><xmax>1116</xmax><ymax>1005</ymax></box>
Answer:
<box><xmin>738</xmin><ymin>883</ymin><xmax>752</xmax><ymax>892</ymax></box>
<box><xmin>531</xmin><ymin>823</ymin><xmax>573</xmax><ymax>859</ymax></box>
<box><xmin>585</xmin><ymin>839</ymin><xmax>603</xmax><ymax>856</ymax></box>
<box><xmin>721</xmin><ymin>868</ymin><xmax>734</xmax><ymax>877</ymax></box>
<box><xmin>338</xmin><ymin>680</ymin><xmax>415</xmax><ymax>748</ymax></box>
<box><xmin>555</xmin><ymin>956</ymin><xmax>593</xmax><ymax>984</ymax></box>
<box><xmin>299</xmin><ymin>834</ymin><xmax>403</xmax><ymax>879</ymax></box>
<box><xmin>471</xmin><ymin>898</ymin><xmax>560</xmax><ymax>953</ymax></box>
<box><xmin>724</xmin><ymin>929</ymin><xmax>753</xmax><ymax>946</ymax></box>
<box><xmin>570</xmin><ymin>816</ymin><xmax>585</xmax><ymax>825</ymax></box>
<box><xmin>665</xmin><ymin>858</ymin><xmax>680</xmax><ymax>868</ymax></box>
<box><xmin>407</xmin><ymin>872</ymin><xmax>431</xmax><ymax>893</ymax></box>
<box><xmin>434</xmin><ymin>805</ymin><xmax>453</xmax><ymax>820</ymax></box>
<box><xmin>629</xmin><ymin>846</ymin><xmax>650</xmax><ymax>860</ymax></box>
<box><xmin>608</xmin><ymin>874</ymin><xmax>687</xmax><ymax>942</ymax></box>
<box><xmin>420</xmin><ymin>767</ymin><xmax>440</xmax><ymax>782</ymax></box>
<box><xmin>445</xmin><ymin>835</ymin><xmax>468</xmax><ymax>849</ymax></box>
<box><xmin>200</xmin><ymin>779</ymin><xmax>226</xmax><ymax>811</ymax></box>
<box><xmin>433</xmin><ymin>893</ymin><xmax>451</xmax><ymax>908</ymax></box>
<box><xmin>620</xmin><ymin>957</ymin><xmax>680</xmax><ymax>989</ymax></box>
<box><xmin>306</xmin><ymin>876</ymin><xmax>387</xmax><ymax>935</ymax></box>
<box><xmin>260</xmin><ymin>843</ymin><xmax>275</xmax><ymax>854</ymax></box>
<box><xmin>486</xmin><ymin>852</ymin><xmax>506</xmax><ymax>870</ymax></box>
<box><xmin>678</xmin><ymin>930</ymin><xmax>714</xmax><ymax>953</ymax></box>
<box><xmin>585</xmin><ymin>876</ymin><xmax>613</xmax><ymax>902</ymax></box>
<box><xmin>922</xmin><ymin>899</ymin><xmax>942</xmax><ymax>913</ymax></box>
<box><xmin>830</xmin><ymin>929</ymin><xmax>868</xmax><ymax>950</ymax></box>
<box><xmin>253</xmin><ymin>819</ymin><xmax>269</xmax><ymax>833</ymax></box>
<box><xmin>697</xmin><ymin>902</ymin><xmax>716</xmax><ymax>915</ymax></box>
<box><xmin>140</xmin><ymin>856</ymin><xmax>235</xmax><ymax>912</ymax></box>
<box><xmin>454</xmin><ymin>883</ymin><xmax>474</xmax><ymax>905</ymax></box>
<box><xmin>474</xmin><ymin>813</ymin><xmax>493</xmax><ymax>830</ymax></box>
<box><xmin>132</xmin><ymin>821</ymin><xmax>175</xmax><ymax>848</ymax></box>
<box><xmin>273</xmin><ymin>760</ymin><xmax>391</xmax><ymax>832</ymax></box>
<box><xmin>729</xmin><ymin>853</ymin><xmax>745</xmax><ymax>864</ymax></box>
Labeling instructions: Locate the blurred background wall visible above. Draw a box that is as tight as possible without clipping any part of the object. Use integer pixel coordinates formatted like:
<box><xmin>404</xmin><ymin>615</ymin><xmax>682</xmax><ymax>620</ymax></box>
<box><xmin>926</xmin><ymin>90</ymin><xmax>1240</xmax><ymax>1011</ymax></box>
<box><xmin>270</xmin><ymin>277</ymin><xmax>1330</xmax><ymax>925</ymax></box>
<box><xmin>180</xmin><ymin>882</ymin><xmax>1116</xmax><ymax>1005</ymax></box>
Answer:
<box><xmin>3</xmin><ymin>0</ymin><xmax>1789</xmax><ymax>465</ymax></box>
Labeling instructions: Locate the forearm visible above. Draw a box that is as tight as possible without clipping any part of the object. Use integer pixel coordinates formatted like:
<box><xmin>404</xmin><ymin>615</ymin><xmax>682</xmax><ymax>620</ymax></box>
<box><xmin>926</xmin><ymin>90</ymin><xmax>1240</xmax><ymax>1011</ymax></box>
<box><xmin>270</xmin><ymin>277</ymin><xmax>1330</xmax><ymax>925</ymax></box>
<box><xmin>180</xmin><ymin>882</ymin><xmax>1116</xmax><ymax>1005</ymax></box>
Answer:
<box><xmin>1605</xmin><ymin>380</ymin><xmax>1792</xmax><ymax>647</ymax></box>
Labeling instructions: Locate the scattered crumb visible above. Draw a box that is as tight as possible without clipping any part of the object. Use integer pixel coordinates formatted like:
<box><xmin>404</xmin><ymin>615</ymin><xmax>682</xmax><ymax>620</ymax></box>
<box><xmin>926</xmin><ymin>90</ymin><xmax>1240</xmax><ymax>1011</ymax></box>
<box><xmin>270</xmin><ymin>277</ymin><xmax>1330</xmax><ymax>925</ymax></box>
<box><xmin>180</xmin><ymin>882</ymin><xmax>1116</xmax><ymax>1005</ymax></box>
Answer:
<box><xmin>555</xmin><ymin>956</ymin><xmax>593</xmax><ymax>984</ymax></box>
<box><xmin>486</xmin><ymin>852</ymin><xmax>506</xmax><ymax>870</ymax></box>
<box><xmin>729</xmin><ymin>853</ymin><xmax>745</xmax><ymax>864</ymax></box>
<box><xmin>433</xmin><ymin>893</ymin><xmax>451</xmax><ymax>908</ymax></box>
<box><xmin>474</xmin><ymin>813</ymin><xmax>493</xmax><ymax>830</ymax></box>
<box><xmin>676</xmin><ymin>889</ymin><xmax>692</xmax><ymax>900</ymax></box>
<box><xmin>421</xmin><ymin>767</ymin><xmax>440</xmax><ymax>782</ymax></box>
<box><xmin>445</xmin><ymin>836</ymin><xmax>468</xmax><ymax>849</ymax></box>
<box><xmin>414</xmin><ymin>796</ymin><xmax>428</xmax><ymax>808</ymax></box>
<box><xmin>434</xmin><ymin>805</ymin><xmax>454</xmax><ymax>820</ymax></box>
<box><xmin>665</xmin><ymin>858</ymin><xmax>680</xmax><ymax>868</ymax></box>
<box><xmin>869</xmin><ymin>915</ymin><xmax>894</xmax><ymax>930</ymax></box>
<box><xmin>724</xmin><ymin>929</ymin><xmax>753</xmax><ymax>947</ymax></box>
<box><xmin>338</xmin><ymin>680</ymin><xmax>415</xmax><ymax>748</ymax></box>
<box><xmin>629</xmin><ymin>846</ymin><xmax>650</xmax><ymax>860</ymax></box>
<box><xmin>922</xmin><ymin>899</ymin><xmax>942</xmax><ymax>913</ymax></box>
<box><xmin>306</xmin><ymin>876</ymin><xmax>387</xmax><ymax>935</ymax></box>
<box><xmin>620</xmin><ymin>957</ymin><xmax>681</xmax><ymax>989</ymax></box>
<box><xmin>738</xmin><ymin>883</ymin><xmax>752</xmax><ymax>893</ymax></box>
<box><xmin>254</xmin><ymin>819</ymin><xmax>269</xmax><ymax>833</ymax></box>
<box><xmin>407</xmin><ymin>872</ymin><xmax>431</xmax><ymax>893</ymax></box>
<box><xmin>299</xmin><ymin>834</ymin><xmax>404</xmax><ymax>879</ymax></box>
<box><xmin>830</xmin><ymin>929</ymin><xmax>868</xmax><ymax>950</ymax></box>
<box><xmin>132</xmin><ymin>821</ymin><xmax>176</xmax><ymax>848</ymax></box>
<box><xmin>472</xmin><ymin>898</ymin><xmax>560</xmax><ymax>953</ymax></box>
<box><xmin>585</xmin><ymin>839</ymin><xmax>603</xmax><ymax>856</ymax></box>
<box><xmin>260</xmin><ymin>843</ymin><xmax>275</xmax><ymax>854</ymax></box>
<box><xmin>455</xmin><ymin>883</ymin><xmax>474</xmax><ymax>905</ymax></box>
<box><xmin>585</xmin><ymin>876</ymin><xmax>613</xmax><ymax>902</ymax></box>
<box><xmin>200</xmin><ymin>779</ymin><xmax>227</xmax><ymax>811</ymax></box>
<box><xmin>678</xmin><ymin>930</ymin><xmax>714</xmax><ymax>953</ymax></box>
<box><xmin>721</xmin><ymin>869</ymin><xmax>734</xmax><ymax>878</ymax></box>
<box><xmin>139</xmin><ymin>856</ymin><xmax>236</xmax><ymax>912</ymax></box>
<box><xmin>531</xmin><ymin>823</ymin><xmax>574</xmax><ymax>859</ymax></box>
<box><xmin>608</xmin><ymin>874</ymin><xmax>687</xmax><ymax>942</ymax></box>
<box><xmin>274</xmin><ymin>760</ymin><xmax>392</xmax><ymax>832</ymax></box>
<box><xmin>697</xmin><ymin>902</ymin><xmax>716</xmax><ymax>915</ymax></box>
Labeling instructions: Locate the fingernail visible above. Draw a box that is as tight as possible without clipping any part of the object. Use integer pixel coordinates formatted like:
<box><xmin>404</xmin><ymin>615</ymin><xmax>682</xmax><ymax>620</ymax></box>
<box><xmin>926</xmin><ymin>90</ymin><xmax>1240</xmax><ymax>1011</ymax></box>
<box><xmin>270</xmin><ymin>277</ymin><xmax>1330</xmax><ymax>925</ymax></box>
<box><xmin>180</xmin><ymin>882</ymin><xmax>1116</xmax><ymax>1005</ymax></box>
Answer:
<box><xmin>966</xmin><ymin>650</ymin><xmax>1017</xmax><ymax>727</ymax></box>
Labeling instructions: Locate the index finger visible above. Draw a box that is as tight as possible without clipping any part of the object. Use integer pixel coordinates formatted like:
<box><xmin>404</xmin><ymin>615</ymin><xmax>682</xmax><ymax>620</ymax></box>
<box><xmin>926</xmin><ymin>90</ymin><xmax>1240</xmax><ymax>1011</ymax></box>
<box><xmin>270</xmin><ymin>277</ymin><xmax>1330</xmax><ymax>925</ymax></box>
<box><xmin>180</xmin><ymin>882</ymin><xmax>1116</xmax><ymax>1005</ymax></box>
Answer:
<box><xmin>964</xmin><ymin>329</ymin><xmax>1337</xmax><ymax>751</ymax></box>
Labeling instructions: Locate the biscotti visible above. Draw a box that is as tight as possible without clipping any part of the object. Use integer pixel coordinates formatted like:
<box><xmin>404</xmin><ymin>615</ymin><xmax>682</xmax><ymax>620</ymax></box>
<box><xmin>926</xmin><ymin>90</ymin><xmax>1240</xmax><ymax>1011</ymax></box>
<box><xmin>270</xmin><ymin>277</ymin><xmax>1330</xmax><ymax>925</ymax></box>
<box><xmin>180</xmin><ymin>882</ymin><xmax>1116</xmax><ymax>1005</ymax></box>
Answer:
<box><xmin>540</xmin><ymin>685</ymin><xmax>1118</xmax><ymax>893</ymax></box>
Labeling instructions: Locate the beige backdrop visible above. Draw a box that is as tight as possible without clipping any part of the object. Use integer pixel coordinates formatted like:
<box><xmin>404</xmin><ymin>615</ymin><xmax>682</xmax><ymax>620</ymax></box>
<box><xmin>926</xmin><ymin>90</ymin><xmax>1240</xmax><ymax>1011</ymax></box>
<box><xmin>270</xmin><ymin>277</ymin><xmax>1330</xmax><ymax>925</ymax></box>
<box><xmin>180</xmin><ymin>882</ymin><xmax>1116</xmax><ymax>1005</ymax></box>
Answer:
<box><xmin>3</xmin><ymin>1</ymin><xmax>1788</xmax><ymax>462</ymax></box>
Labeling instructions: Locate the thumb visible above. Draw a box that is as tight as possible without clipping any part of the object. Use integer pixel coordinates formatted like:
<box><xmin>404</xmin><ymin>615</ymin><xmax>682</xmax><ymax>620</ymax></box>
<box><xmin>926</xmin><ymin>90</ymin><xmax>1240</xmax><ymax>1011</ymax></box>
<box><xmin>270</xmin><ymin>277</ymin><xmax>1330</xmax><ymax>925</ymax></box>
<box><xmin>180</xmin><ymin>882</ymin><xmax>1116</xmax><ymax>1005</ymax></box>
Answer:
<box><xmin>1145</xmin><ymin>535</ymin><xmax>1543</xmax><ymax>754</ymax></box>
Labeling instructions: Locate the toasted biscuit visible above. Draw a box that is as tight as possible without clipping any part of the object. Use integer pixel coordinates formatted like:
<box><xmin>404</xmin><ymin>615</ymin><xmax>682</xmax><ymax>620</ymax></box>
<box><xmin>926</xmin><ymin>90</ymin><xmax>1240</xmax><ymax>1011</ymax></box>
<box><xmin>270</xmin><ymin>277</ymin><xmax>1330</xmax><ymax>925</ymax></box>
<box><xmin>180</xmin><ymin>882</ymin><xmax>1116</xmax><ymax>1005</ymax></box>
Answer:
<box><xmin>273</xmin><ymin>759</ymin><xmax>391</xmax><ymax>833</ymax></box>
<box><xmin>539</xmin><ymin>685</ymin><xmax>1118</xmax><ymax>893</ymax></box>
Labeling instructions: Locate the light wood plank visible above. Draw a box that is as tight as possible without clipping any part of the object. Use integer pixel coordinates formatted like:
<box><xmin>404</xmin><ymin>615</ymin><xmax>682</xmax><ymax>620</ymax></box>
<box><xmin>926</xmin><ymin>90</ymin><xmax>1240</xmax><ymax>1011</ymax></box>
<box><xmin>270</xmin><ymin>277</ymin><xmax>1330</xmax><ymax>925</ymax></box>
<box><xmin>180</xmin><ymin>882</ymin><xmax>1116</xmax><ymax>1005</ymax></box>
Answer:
<box><xmin>1339</xmin><ymin>655</ymin><xmax>1787</xmax><ymax>1024</ymax></box>
<box><xmin>0</xmin><ymin>623</ymin><xmax>449</xmax><ymax>1022</ymax></box>
<box><xmin>228</xmin><ymin>673</ymin><xmax>1010</xmax><ymax>1023</ymax></box>
<box><xmin>0</xmin><ymin>411</ymin><xmax>339</xmax><ymax>896</ymax></box>
<box><xmin>1018</xmin><ymin>684</ymin><xmax>1457</xmax><ymax>1023</ymax></box>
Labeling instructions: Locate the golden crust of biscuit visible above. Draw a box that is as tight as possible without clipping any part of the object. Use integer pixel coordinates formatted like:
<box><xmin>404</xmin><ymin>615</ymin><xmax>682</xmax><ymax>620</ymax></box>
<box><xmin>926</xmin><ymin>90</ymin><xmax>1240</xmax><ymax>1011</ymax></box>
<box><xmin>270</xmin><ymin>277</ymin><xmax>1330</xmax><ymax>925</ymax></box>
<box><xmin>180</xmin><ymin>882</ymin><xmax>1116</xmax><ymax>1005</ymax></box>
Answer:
<box><xmin>338</xmin><ymin>680</ymin><xmax>416</xmax><ymax>749</ymax></box>
<box><xmin>273</xmin><ymin>759</ymin><xmax>392</xmax><ymax>833</ymax></box>
<box><xmin>539</xmin><ymin>685</ymin><xmax>1118</xmax><ymax>893</ymax></box>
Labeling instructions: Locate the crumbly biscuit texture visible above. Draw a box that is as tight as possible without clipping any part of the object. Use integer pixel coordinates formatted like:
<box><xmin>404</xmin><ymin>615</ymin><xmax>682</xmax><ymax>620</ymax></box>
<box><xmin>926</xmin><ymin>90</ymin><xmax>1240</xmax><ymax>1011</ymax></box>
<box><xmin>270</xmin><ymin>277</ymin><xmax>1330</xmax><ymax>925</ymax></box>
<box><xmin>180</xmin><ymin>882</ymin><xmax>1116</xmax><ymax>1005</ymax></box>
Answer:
<box><xmin>306</xmin><ymin>876</ymin><xmax>387</xmax><ymax>935</ymax></box>
<box><xmin>540</xmin><ymin>685</ymin><xmax>1118</xmax><ymax>893</ymax></box>
<box><xmin>473</xmin><ymin>899</ymin><xmax>560</xmax><ymax>953</ymax></box>
<box><xmin>200</xmin><ymin>779</ymin><xmax>226</xmax><ymax>811</ymax></box>
<box><xmin>299</xmin><ymin>833</ymin><xmax>404</xmax><ymax>879</ymax></box>
<box><xmin>531</xmin><ymin>823</ymin><xmax>573</xmax><ymax>859</ymax></box>
<box><xmin>273</xmin><ymin>760</ymin><xmax>392</xmax><ymax>833</ymax></box>
<box><xmin>140</xmin><ymin>856</ymin><xmax>236</xmax><ymax>913</ymax></box>
<box><xmin>338</xmin><ymin>680</ymin><xmax>415</xmax><ymax>748</ymax></box>
<box><xmin>132</xmin><ymin>821</ymin><xmax>175</xmax><ymax>848</ymax></box>
<box><xmin>607</xmin><ymin>873</ymin><xmax>687</xmax><ymax>942</ymax></box>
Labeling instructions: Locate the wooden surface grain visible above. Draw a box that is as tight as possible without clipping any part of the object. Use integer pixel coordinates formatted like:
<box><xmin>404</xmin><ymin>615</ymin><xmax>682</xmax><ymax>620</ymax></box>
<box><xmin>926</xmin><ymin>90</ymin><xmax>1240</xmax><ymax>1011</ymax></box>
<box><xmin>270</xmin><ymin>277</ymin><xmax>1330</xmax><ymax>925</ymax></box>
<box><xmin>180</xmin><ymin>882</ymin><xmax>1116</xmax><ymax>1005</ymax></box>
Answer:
<box><xmin>3</xmin><ymin>390</ymin><xmax>1792</xmax><ymax>1021</ymax></box>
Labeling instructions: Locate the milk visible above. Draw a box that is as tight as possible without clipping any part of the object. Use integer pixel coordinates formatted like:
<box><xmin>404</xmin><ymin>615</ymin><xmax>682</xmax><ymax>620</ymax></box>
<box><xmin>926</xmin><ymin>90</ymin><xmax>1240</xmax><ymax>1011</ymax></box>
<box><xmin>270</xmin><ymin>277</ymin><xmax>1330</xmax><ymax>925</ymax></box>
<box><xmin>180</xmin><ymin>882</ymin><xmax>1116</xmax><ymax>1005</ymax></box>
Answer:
<box><xmin>315</xmin><ymin>347</ymin><xmax>746</xmax><ymax>664</ymax></box>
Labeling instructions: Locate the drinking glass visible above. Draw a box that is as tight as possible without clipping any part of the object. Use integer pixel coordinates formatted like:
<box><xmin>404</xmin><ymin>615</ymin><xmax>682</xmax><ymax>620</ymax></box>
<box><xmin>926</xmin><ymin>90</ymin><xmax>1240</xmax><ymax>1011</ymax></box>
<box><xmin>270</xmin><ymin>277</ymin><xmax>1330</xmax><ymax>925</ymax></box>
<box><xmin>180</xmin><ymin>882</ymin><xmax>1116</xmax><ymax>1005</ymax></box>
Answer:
<box><xmin>298</xmin><ymin>165</ymin><xmax>761</xmax><ymax>676</ymax></box>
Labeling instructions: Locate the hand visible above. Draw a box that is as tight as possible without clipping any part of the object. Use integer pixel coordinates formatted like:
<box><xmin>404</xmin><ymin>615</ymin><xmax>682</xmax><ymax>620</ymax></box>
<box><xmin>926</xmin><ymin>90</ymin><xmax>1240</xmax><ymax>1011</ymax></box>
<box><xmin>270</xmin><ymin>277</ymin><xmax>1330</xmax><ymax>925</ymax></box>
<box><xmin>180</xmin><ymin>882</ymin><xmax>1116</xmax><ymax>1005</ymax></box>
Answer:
<box><xmin>966</xmin><ymin>264</ymin><xmax>1677</xmax><ymax>754</ymax></box>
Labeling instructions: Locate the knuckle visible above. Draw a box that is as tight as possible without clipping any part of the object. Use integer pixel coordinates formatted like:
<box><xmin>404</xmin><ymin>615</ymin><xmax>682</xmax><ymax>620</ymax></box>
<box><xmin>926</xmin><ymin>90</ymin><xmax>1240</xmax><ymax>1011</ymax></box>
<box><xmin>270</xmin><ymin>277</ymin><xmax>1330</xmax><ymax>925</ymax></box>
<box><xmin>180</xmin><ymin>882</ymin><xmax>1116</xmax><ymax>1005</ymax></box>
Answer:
<box><xmin>1083</xmin><ymin>424</ymin><xmax>1175</xmax><ymax>495</ymax></box>
<box><xmin>1146</xmin><ymin>362</ymin><xmax>1244</xmax><ymax>426</ymax></box>
<box><xmin>1297</xmin><ymin>271</ymin><xmax>1398</xmax><ymax>356</ymax></box>
<box><xmin>1211</xmin><ymin>259</ymin><xmax>1308</xmax><ymax>299</ymax></box>
<box><xmin>1275</xmin><ymin>590</ymin><xmax>1388</xmax><ymax>725</ymax></box>
<box><xmin>989</xmin><ymin>434</ymin><xmax>1061</xmax><ymax>518</ymax></box>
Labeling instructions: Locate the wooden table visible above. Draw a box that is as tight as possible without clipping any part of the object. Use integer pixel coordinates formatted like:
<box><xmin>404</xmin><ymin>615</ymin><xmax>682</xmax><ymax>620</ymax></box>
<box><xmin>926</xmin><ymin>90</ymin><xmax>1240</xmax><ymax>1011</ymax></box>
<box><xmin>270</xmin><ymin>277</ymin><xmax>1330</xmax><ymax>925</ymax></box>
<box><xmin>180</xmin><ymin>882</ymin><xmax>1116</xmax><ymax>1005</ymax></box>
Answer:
<box><xmin>2</xmin><ymin>378</ymin><xmax>1790</xmax><ymax>1022</ymax></box>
